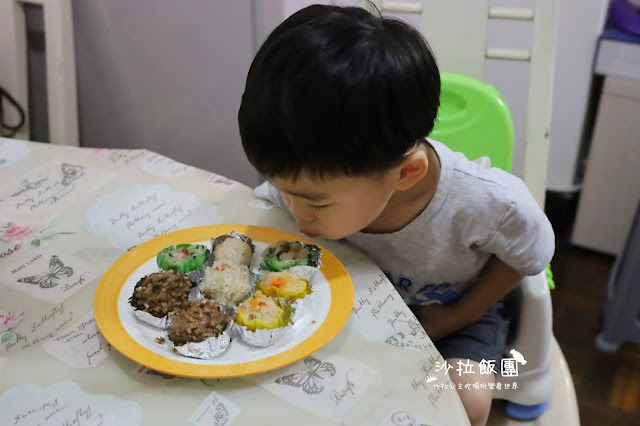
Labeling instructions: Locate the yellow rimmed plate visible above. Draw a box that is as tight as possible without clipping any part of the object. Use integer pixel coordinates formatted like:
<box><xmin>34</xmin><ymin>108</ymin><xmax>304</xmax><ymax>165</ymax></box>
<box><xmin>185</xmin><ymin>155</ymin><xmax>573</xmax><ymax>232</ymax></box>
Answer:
<box><xmin>94</xmin><ymin>225</ymin><xmax>354</xmax><ymax>378</ymax></box>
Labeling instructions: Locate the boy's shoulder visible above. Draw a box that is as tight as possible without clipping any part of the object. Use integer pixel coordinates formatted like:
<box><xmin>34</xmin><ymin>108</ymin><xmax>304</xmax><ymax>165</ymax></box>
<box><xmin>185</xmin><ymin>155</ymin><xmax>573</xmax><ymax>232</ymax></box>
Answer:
<box><xmin>430</xmin><ymin>139</ymin><xmax>534</xmax><ymax>221</ymax></box>
<box><xmin>430</xmin><ymin>139</ymin><xmax>555</xmax><ymax>275</ymax></box>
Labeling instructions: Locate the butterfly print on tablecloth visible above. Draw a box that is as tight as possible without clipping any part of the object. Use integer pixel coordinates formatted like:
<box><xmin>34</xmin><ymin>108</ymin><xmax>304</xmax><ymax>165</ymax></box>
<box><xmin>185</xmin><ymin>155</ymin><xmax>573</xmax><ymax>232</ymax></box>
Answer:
<box><xmin>275</xmin><ymin>356</ymin><xmax>336</xmax><ymax>395</ymax></box>
<box><xmin>60</xmin><ymin>163</ymin><xmax>84</xmax><ymax>186</ymax></box>
<box><xmin>17</xmin><ymin>255</ymin><xmax>74</xmax><ymax>288</ymax></box>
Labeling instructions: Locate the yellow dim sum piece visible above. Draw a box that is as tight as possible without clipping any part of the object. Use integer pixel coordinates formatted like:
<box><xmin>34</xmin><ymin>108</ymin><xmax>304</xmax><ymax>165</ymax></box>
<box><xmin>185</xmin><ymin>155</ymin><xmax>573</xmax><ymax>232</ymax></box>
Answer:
<box><xmin>257</xmin><ymin>271</ymin><xmax>312</xmax><ymax>301</ymax></box>
<box><xmin>236</xmin><ymin>291</ymin><xmax>293</xmax><ymax>331</ymax></box>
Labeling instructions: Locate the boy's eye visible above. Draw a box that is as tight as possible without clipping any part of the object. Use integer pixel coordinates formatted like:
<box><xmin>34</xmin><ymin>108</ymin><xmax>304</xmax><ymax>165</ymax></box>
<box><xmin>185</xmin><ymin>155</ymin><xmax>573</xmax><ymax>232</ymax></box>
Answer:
<box><xmin>309</xmin><ymin>204</ymin><xmax>330</xmax><ymax>211</ymax></box>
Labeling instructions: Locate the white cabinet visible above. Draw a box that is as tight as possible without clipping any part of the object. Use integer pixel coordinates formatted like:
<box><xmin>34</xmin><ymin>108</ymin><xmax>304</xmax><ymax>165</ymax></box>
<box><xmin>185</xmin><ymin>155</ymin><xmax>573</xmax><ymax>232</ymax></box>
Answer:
<box><xmin>572</xmin><ymin>77</ymin><xmax>640</xmax><ymax>254</ymax></box>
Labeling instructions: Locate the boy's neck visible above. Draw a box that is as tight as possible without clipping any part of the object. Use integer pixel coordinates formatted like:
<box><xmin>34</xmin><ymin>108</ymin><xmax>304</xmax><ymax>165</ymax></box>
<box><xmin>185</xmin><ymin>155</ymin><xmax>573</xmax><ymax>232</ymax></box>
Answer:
<box><xmin>362</xmin><ymin>142</ymin><xmax>441</xmax><ymax>234</ymax></box>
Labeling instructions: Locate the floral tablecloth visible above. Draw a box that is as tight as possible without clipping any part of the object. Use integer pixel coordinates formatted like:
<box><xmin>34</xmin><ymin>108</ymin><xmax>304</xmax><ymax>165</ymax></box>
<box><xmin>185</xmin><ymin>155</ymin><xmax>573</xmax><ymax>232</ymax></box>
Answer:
<box><xmin>0</xmin><ymin>138</ymin><xmax>469</xmax><ymax>426</ymax></box>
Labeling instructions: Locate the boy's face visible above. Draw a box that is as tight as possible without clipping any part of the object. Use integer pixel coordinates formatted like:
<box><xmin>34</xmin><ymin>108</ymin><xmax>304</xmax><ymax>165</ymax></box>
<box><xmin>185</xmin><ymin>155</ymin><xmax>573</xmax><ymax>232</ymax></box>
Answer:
<box><xmin>270</xmin><ymin>172</ymin><xmax>397</xmax><ymax>240</ymax></box>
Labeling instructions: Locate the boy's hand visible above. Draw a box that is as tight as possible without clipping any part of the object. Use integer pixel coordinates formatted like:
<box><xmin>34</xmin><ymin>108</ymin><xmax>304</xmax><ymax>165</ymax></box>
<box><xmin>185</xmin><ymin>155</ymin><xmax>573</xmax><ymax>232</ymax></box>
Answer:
<box><xmin>410</xmin><ymin>303</ymin><xmax>464</xmax><ymax>342</ymax></box>
<box><xmin>412</xmin><ymin>256</ymin><xmax>524</xmax><ymax>342</ymax></box>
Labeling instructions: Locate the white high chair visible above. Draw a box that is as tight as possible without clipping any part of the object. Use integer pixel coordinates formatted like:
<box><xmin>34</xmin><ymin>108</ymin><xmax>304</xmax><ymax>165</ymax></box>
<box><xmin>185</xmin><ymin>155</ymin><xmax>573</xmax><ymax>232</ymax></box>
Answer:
<box><xmin>367</xmin><ymin>0</ymin><xmax>579</xmax><ymax>423</ymax></box>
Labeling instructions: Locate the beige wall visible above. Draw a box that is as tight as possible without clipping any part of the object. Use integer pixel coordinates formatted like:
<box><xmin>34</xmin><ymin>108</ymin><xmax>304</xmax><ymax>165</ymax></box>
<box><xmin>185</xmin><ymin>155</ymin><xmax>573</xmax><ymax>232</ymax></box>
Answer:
<box><xmin>74</xmin><ymin>0</ymin><xmax>261</xmax><ymax>186</ymax></box>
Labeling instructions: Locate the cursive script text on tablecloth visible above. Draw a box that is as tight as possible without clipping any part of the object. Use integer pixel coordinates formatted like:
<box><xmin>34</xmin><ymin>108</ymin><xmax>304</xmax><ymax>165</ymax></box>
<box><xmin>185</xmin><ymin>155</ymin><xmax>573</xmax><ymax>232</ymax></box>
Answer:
<box><xmin>85</xmin><ymin>185</ymin><xmax>223</xmax><ymax>250</ymax></box>
<box><xmin>3</xmin><ymin>303</ymin><xmax>74</xmax><ymax>353</ymax></box>
<box><xmin>108</xmin><ymin>150</ymin><xmax>145</xmax><ymax>166</ymax></box>
<box><xmin>0</xmin><ymin>162</ymin><xmax>113</xmax><ymax>220</ymax></box>
<box><xmin>409</xmin><ymin>353</ymin><xmax>450</xmax><ymax>411</ymax></box>
<box><xmin>0</xmin><ymin>382</ymin><xmax>143</xmax><ymax>426</ymax></box>
<box><xmin>140</xmin><ymin>153</ymin><xmax>194</xmax><ymax>178</ymax></box>
<box><xmin>206</xmin><ymin>174</ymin><xmax>239</xmax><ymax>192</ymax></box>
<box><xmin>43</xmin><ymin>312</ymin><xmax>112</xmax><ymax>368</ymax></box>
<box><xmin>347</xmin><ymin>263</ymin><xmax>433</xmax><ymax>351</ymax></box>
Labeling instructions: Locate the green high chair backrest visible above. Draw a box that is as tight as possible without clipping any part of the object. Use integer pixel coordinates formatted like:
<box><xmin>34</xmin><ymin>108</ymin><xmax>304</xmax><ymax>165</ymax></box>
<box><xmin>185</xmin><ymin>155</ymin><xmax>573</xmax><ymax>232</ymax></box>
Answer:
<box><xmin>430</xmin><ymin>73</ymin><xmax>555</xmax><ymax>289</ymax></box>
<box><xmin>430</xmin><ymin>73</ymin><xmax>514</xmax><ymax>173</ymax></box>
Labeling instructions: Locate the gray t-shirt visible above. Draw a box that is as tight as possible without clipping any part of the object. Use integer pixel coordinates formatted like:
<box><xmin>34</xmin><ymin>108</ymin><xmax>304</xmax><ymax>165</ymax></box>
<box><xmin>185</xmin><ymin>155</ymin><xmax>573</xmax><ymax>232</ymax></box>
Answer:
<box><xmin>255</xmin><ymin>139</ymin><xmax>555</xmax><ymax>306</ymax></box>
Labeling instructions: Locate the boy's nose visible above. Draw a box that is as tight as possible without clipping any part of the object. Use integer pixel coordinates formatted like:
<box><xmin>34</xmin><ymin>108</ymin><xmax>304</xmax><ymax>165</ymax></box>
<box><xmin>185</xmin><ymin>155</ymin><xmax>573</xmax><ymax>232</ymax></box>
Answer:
<box><xmin>290</xmin><ymin>200</ymin><xmax>315</xmax><ymax>223</ymax></box>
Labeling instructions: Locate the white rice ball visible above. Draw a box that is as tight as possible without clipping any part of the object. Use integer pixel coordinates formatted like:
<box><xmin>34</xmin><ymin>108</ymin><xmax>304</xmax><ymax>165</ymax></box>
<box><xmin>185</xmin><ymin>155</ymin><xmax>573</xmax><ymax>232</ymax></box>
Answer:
<box><xmin>214</xmin><ymin>238</ymin><xmax>253</xmax><ymax>266</ymax></box>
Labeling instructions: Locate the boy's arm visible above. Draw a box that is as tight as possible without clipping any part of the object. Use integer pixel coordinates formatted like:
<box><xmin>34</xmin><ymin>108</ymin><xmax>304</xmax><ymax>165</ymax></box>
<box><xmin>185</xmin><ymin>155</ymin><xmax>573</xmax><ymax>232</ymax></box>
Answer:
<box><xmin>414</xmin><ymin>175</ymin><xmax>554</xmax><ymax>341</ymax></box>
<box><xmin>413</xmin><ymin>255</ymin><xmax>523</xmax><ymax>342</ymax></box>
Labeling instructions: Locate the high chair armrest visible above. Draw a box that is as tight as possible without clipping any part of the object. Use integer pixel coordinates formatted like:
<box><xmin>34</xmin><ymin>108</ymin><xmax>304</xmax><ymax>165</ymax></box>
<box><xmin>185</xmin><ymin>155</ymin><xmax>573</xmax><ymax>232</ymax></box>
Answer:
<box><xmin>494</xmin><ymin>271</ymin><xmax>554</xmax><ymax>405</ymax></box>
<box><xmin>508</xmin><ymin>271</ymin><xmax>553</xmax><ymax>373</ymax></box>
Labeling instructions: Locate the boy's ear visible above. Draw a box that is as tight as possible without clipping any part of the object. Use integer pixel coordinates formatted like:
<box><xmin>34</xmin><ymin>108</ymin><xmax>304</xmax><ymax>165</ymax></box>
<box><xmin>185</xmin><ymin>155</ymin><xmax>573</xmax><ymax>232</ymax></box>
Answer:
<box><xmin>394</xmin><ymin>149</ymin><xmax>428</xmax><ymax>191</ymax></box>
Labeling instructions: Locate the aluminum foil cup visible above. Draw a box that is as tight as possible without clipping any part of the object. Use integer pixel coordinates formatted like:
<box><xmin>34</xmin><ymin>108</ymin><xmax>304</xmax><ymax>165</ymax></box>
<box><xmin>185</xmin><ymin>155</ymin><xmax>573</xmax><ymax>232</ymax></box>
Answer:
<box><xmin>289</xmin><ymin>265</ymin><xmax>319</xmax><ymax>281</ymax></box>
<box><xmin>302</xmin><ymin>242</ymin><xmax>322</xmax><ymax>268</ymax></box>
<box><xmin>218</xmin><ymin>304</ymin><xmax>238</xmax><ymax>318</ymax></box>
<box><xmin>133</xmin><ymin>310</ymin><xmax>171</xmax><ymax>329</ymax></box>
<box><xmin>290</xmin><ymin>294</ymin><xmax>311</xmax><ymax>321</ymax></box>
<box><xmin>188</xmin><ymin>257</ymin><xmax>212</xmax><ymax>285</ymax></box>
<box><xmin>188</xmin><ymin>268</ymin><xmax>205</xmax><ymax>285</ymax></box>
<box><xmin>169</xmin><ymin>321</ymin><xmax>233</xmax><ymax>359</ymax></box>
<box><xmin>188</xmin><ymin>286</ymin><xmax>204</xmax><ymax>301</ymax></box>
<box><xmin>234</xmin><ymin>296</ymin><xmax>295</xmax><ymax>347</ymax></box>
<box><xmin>234</xmin><ymin>322</ymin><xmax>292</xmax><ymax>347</ymax></box>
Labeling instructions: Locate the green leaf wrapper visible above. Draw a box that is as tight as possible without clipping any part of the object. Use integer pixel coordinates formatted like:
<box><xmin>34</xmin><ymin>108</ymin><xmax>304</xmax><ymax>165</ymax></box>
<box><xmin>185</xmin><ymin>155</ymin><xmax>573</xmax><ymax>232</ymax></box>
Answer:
<box><xmin>263</xmin><ymin>257</ymin><xmax>307</xmax><ymax>271</ymax></box>
<box><xmin>156</xmin><ymin>244</ymin><xmax>210</xmax><ymax>273</ymax></box>
<box><xmin>261</xmin><ymin>241</ymin><xmax>322</xmax><ymax>272</ymax></box>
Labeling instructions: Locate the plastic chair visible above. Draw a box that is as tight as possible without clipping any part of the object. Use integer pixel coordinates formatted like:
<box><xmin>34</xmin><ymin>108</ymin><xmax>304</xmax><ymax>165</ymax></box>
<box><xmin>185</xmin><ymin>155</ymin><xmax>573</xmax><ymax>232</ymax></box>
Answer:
<box><xmin>430</xmin><ymin>73</ymin><xmax>513</xmax><ymax>173</ymax></box>
<box><xmin>431</xmin><ymin>73</ymin><xmax>555</xmax><ymax>420</ymax></box>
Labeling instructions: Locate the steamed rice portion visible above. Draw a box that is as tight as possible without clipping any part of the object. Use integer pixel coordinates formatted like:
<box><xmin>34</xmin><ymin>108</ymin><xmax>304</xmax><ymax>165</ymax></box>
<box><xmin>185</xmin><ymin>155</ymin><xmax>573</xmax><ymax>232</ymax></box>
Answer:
<box><xmin>199</xmin><ymin>260</ymin><xmax>252</xmax><ymax>306</ymax></box>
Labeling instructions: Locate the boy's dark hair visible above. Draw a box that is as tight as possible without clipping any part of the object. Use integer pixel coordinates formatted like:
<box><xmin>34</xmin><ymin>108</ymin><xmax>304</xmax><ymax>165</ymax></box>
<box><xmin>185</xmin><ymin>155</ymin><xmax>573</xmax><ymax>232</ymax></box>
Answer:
<box><xmin>238</xmin><ymin>5</ymin><xmax>440</xmax><ymax>180</ymax></box>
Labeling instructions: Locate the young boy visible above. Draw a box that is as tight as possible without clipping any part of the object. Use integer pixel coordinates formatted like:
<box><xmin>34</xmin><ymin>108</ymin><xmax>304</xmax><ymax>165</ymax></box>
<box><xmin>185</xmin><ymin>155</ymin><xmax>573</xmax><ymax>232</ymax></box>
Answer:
<box><xmin>238</xmin><ymin>5</ymin><xmax>554</xmax><ymax>425</ymax></box>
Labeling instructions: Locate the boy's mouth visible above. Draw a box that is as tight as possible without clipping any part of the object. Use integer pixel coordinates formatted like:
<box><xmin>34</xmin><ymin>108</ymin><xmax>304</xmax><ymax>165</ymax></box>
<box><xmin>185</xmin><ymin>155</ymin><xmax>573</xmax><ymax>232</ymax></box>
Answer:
<box><xmin>300</xmin><ymin>230</ymin><xmax>320</xmax><ymax>238</ymax></box>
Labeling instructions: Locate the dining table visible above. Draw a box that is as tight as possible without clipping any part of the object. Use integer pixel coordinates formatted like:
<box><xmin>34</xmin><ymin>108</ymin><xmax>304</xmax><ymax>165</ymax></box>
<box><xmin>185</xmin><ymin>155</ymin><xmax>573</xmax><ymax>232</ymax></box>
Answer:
<box><xmin>0</xmin><ymin>138</ymin><xmax>470</xmax><ymax>426</ymax></box>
